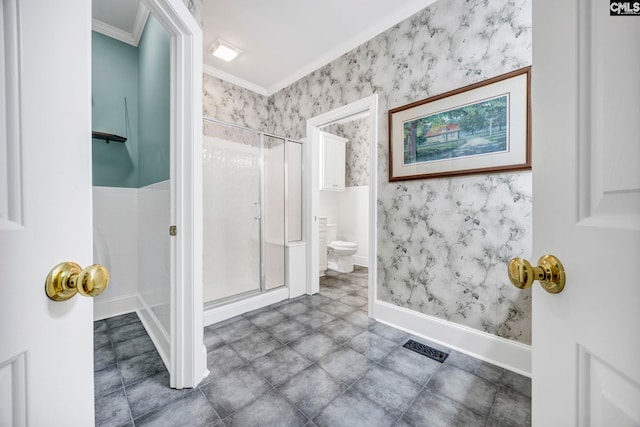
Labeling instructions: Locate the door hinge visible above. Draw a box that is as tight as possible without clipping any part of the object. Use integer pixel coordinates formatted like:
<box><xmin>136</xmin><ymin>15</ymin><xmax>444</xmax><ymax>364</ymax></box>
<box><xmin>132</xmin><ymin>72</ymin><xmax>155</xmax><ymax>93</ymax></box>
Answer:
<box><xmin>169</xmin><ymin>225</ymin><xmax>177</xmax><ymax>236</ymax></box>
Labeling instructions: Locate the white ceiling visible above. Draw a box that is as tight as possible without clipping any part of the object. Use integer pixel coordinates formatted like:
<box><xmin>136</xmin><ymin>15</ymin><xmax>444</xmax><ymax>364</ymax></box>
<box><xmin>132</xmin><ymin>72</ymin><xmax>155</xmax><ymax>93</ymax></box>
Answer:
<box><xmin>92</xmin><ymin>0</ymin><xmax>147</xmax><ymax>47</ymax></box>
<box><xmin>93</xmin><ymin>0</ymin><xmax>140</xmax><ymax>34</ymax></box>
<box><xmin>93</xmin><ymin>0</ymin><xmax>436</xmax><ymax>95</ymax></box>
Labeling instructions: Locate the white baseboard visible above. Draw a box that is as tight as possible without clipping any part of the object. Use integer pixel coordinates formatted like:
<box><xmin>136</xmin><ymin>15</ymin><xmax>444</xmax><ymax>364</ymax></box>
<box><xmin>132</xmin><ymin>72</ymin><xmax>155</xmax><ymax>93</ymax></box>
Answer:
<box><xmin>94</xmin><ymin>294</ymin><xmax>138</xmax><ymax>321</ymax></box>
<box><xmin>373</xmin><ymin>300</ymin><xmax>532</xmax><ymax>377</ymax></box>
<box><xmin>353</xmin><ymin>255</ymin><xmax>368</xmax><ymax>267</ymax></box>
<box><xmin>137</xmin><ymin>296</ymin><xmax>170</xmax><ymax>371</ymax></box>
<box><xmin>203</xmin><ymin>287</ymin><xmax>289</xmax><ymax>326</ymax></box>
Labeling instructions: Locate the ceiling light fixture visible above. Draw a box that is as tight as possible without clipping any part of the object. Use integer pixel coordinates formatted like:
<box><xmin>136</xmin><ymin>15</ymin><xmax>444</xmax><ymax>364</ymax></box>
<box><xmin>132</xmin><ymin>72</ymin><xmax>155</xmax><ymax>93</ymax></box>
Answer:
<box><xmin>209</xmin><ymin>39</ymin><xmax>242</xmax><ymax>62</ymax></box>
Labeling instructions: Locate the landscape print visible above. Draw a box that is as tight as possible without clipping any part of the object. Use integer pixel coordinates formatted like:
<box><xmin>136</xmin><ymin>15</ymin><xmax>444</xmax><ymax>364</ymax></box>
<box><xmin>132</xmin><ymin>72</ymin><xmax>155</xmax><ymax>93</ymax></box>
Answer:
<box><xmin>403</xmin><ymin>94</ymin><xmax>509</xmax><ymax>165</ymax></box>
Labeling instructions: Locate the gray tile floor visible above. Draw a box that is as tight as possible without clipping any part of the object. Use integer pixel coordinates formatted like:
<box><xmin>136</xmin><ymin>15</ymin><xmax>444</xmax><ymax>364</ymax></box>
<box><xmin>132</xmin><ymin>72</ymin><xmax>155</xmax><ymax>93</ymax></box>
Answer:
<box><xmin>94</xmin><ymin>266</ymin><xmax>531</xmax><ymax>426</ymax></box>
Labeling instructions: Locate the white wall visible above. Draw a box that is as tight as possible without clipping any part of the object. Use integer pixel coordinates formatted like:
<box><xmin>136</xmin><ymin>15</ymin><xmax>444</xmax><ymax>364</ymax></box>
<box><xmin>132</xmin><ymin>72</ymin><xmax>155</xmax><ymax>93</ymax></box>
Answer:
<box><xmin>92</xmin><ymin>183</ymin><xmax>171</xmax><ymax>363</ymax></box>
<box><xmin>319</xmin><ymin>185</ymin><xmax>369</xmax><ymax>267</ymax></box>
<box><xmin>318</xmin><ymin>190</ymin><xmax>340</xmax><ymax>225</ymax></box>
<box><xmin>337</xmin><ymin>186</ymin><xmax>369</xmax><ymax>266</ymax></box>
<box><xmin>93</xmin><ymin>187</ymin><xmax>139</xmax><ymax>319</ymax></box>
<box><xmin>137</xmin><ymin>180</ymin><xmax>171</xmax><ymax>333</ymax></box>
<box><xmin>92</xmin><ymin>181</ymin><xmax>171</xmax><ymax>331</ymax></box>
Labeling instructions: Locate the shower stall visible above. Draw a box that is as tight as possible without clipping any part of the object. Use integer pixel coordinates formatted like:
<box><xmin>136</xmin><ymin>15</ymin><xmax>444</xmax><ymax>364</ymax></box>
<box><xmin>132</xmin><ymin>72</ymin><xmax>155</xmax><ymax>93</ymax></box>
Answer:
<box><xmin>202</xmin><ymin>118</ymin><xmax>302</xmax><ymax>311</ymax></box>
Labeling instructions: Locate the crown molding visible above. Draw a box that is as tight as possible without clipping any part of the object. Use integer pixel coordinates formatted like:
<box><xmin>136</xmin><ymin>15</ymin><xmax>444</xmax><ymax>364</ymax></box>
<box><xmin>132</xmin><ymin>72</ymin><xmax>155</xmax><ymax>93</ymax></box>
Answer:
<box><xmin>266</xmin><ymin>0</ymin><xmax>437</xmax><ymax>95</ymax></box>
<box><xmin>92</xmin><ymin>18</ymin><xmax>137</xmax><ymax>46</ymax></box>
<box><xmin>92</xmin><ymin>3</ymin><xmax>149</xmax><ymax>47</ymax></box>
<box><xmin>202</xmin><ymin>64</ymin><xmax>268</xmax><ymax>96</ymax></box>
<box><xmin>201</xmin><ymin>0</ymin><xmax>436</xmax><ymax>97</ymax></box>
<box><xmin>132</xmin><ymin>3</ymin><xmax>150</xmax><ymax>46</ymax></box>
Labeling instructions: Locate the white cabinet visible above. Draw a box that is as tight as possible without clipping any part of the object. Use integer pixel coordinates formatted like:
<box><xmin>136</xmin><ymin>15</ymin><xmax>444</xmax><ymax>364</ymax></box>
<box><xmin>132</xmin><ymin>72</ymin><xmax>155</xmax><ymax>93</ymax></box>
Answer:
<box><xmin>320</xmin><ymin>131</ymin><xmax>347</xmax><ymax>191</ymax></box>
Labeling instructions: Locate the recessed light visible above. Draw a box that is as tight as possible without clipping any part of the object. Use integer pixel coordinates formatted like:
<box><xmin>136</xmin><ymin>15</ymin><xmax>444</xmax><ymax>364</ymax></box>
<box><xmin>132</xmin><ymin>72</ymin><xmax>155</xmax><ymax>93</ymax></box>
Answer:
<box><xmin>209</xmin><ymin>39</ymin><xmax>242</xmax><ymax>62</ymax></box>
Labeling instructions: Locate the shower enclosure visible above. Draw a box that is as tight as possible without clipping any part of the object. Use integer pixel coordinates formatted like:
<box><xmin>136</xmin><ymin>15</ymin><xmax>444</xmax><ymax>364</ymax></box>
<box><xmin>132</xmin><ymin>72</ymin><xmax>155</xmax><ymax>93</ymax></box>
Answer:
<box><xmin>203</xmin><ymin>118</ymin><xmax>297</xmax><ymax>306</ymax></box>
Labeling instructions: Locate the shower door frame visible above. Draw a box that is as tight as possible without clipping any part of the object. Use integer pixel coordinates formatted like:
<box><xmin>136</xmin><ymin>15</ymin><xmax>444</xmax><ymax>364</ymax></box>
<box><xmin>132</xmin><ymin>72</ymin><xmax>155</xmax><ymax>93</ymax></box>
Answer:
<box><xmin>202</xmin><ymin>118</ymin><xmax>295</xmax><ymax>324</ymax></box>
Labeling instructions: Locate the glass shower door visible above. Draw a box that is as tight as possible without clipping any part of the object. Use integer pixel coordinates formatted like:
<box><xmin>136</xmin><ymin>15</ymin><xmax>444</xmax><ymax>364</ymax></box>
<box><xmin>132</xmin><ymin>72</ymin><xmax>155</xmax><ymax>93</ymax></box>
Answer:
<box><xmin>203</xmin><ymin>122</ymin><xmax>261</xmax><ymax>302</ymax></box>
<box><xmin>263</xmin><ymin>135</ymin><xmax>286</xmax><ymax>290</ymax></box>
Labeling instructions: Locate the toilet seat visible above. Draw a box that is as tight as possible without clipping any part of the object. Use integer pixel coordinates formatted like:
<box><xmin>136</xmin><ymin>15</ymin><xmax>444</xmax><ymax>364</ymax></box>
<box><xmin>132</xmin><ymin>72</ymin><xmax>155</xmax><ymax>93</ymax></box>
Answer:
<box><xmin>329</xmin><ymin>240</ymin><xmax>357</xmax><ymax>249</ymax></box>
<box><xmin>326</xmin><ymin>240</ymin><xmax>358</xmax><ymax>273</ymax></box>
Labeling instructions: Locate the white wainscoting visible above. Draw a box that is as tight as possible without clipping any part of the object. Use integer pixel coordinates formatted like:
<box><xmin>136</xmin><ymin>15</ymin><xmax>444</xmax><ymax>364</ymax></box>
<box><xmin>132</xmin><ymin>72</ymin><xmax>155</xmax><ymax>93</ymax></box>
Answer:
<box><xmin>93</xmin><ymin>182</ymin><xmax>172</xmax><ymax>369</ymax></box>
<box><xmin>338</xmin><ymin>186</ymin><xmax>369</xmax><ymax>267</ymax></box>
<box><xmin>319</xmin><ymin>185</ymin><xmax>370</xmax><ymax>268</ymax></box>
<box><xmin>137</xmin><ymin>296</ymin><xmax>170</xmax><ymax>371</ymax></box>
<box><xmin>137</xmin><ymin>180</ymin><xmax>171</xmax><ymax>334</ymax></box>
<box><xmin>94</xmin><ymin>294</ymin><xmax>139</xmax><ymax>321</ymax></box>
<box><xmin>374</xmin><ymin>300</ymin><xmax>532</xmax><ymax>377</ymax></box>
<box><xmin>93</xmin><ymin>186</ymin><xmax>139</xmax><ymax>318</ymax></box>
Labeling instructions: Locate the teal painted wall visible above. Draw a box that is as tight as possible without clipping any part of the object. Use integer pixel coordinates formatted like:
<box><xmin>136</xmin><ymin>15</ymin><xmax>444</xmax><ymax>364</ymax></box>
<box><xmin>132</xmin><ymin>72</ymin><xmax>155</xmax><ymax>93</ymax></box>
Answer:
<box><xmin>91</xmin><ymin>15</ymin><xmax>170</xmax><ymax>188</ymax></box>
<box><xmin>138</xmin><ymin>15</ymin><xmax>171</xmax><ymax>187</ymax></box>
<box><xmin>92</xmin><ymin>32</ymin><xmax>140</xmax><ymax>188</ymax></box>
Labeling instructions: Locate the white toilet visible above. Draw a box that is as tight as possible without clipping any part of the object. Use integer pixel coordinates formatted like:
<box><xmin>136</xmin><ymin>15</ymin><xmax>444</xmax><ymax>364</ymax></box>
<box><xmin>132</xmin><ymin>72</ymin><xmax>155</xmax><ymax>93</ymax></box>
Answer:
<box><xmin>326</xmin><ymin>223</ymin><xmax>358</xmax><ymax>273</ymax></box>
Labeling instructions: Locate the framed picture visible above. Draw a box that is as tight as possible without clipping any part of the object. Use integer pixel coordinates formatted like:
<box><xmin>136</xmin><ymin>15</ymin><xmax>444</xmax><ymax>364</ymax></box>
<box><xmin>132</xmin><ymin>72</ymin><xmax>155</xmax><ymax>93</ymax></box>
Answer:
<box><xmin>388</xmin><ymin>67</ymin><xmax>531</xmax><ymax>181</ymax></box>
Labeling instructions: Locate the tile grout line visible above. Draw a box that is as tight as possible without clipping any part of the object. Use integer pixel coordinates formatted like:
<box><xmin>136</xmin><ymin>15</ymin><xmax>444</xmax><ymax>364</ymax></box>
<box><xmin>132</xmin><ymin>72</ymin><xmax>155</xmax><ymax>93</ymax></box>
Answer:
<box><xmin>429</xmin><ymin>365</ymin><xmax>505</xmax><ymax>423</ymax></box>
<box><xmin>100</xmin><ymin>270</ymin><xmax>421</xmax><ymax>426</ymax></box>
<box><xmin>262</xmin><ymin>354</ymin><xmax>366</xmax><ymax>425</ymax></box>
<box><xmin>199</xmin><ymin>272</ymin><xmax>370</xmax><ymax>425</ymax></box>
<box><xmin>202</xmin><ymin>330</ymin><xmax>314</xmax><ymax>423</ymax></box>
<box><xmin>196</xmin><ymin>387</ymin><xmax>225</xmax><ymax>426</ymax></box>
<box><xmin>266</xmin><ymin>384</ymin><xmax>314</xmax><ymax>426</ymax></box>
<box><xmin>129</xmin><ymin>387</ymin><xmax>194</xmax><ymax>424</ymax></box>
<box><xmin>199</xmin><ymin>338</ymin><xmax>271</xmax><ymax>423</ymax></box>
<box><xmin>120</xmin><ymin>367</ymin><xmax>136</xmax><ymax>427</ymax></box>
<box><xmin>484</xmin><ymin>369</ymin><xmax>507</xmax><ymax>426</ymax></box>
<box><xmin>299</xmin><ymin>270</ymin><xmax>419</xmax><ymax>424</ymax></box>
<box><xmin>101</xmin><ymin>312</ymin><xmax>170</xmax><ymax>426</ymax></box>
<box><xmin>107</xmin><ymin>320</ymin><xmax>136</xmax><ymax>427</ymax></box>
<box><xmin>390</xmin><ymin>372</ymin><xmax>435</xmax><ymax>426</ymax></box>
<box><xmin>275</xmin><ymin>275</ymin><xmax>379</xmax><ymax>423</ymax></box>
<box><xmin>483</xmin><ymin>385</ymin><xmax>502</xmax><ymax>427</ymax></box>
<box><xmin>304</xmin><ymin>358</ymin><xmax>387</xmax><ymax>425</ymax></box>
<box><xmin>98</xmin><ymin>269</ymin><xmax>530</xmax><ymax>426</ymax></box>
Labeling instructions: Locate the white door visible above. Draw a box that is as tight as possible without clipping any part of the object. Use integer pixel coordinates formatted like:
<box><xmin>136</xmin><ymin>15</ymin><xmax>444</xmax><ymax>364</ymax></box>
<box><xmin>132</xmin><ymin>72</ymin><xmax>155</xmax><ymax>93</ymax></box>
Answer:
<box><xmin>0</xmin><ymin>1</ymin><xmax>94</xmax><ymax>426</ymax></box>
<box><xmin>531</xmin><ymin>0</ymin><xmax>640</xmax><ymax>426</ymax></box>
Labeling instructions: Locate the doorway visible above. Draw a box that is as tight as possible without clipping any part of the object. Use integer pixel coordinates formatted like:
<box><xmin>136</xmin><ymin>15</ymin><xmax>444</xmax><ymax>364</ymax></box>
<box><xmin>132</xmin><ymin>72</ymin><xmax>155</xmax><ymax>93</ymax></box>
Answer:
<box><xmin>91</xmin><ymin>0</ymin><xmax>204</xmax><ymax>389</ymax></box>
<box><xmin>305</xmin><ymin>94</ymin><xmax>378</xmax><ymax>316</ymax></box>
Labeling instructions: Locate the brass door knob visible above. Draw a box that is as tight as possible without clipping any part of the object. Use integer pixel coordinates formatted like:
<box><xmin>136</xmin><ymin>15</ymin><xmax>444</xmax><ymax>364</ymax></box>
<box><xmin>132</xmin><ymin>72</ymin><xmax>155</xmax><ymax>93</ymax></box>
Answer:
<box><xmin>508</xmin><ymin>255</ymin><xmax>565</xmax><ymax>294</ymax></box>
<box><xmin>45</xmin><ymin>262</ymin><xmax>109</xmax><ymax>301</ymax></box>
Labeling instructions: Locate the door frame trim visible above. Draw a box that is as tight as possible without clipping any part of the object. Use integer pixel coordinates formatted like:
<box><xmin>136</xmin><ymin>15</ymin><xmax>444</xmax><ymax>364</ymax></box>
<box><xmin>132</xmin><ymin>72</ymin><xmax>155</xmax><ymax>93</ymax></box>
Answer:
<box><xmin>305</xmin><ymin>94</ymin><xmax>379</xmax><ymax>316</ymax></box>
<box><xmin>143</xmin><ymin>0</ymin><xmax>205</xmax><ymax>389</ymax></box>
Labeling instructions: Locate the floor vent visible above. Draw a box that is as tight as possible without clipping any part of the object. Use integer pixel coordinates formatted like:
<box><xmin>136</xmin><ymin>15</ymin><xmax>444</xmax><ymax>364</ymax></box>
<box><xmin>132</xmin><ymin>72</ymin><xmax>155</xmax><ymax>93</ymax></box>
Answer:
<box><xmin>403</xmin><ymin>339</ymin><xmax>449</xmax><ymax>363</ymax></box>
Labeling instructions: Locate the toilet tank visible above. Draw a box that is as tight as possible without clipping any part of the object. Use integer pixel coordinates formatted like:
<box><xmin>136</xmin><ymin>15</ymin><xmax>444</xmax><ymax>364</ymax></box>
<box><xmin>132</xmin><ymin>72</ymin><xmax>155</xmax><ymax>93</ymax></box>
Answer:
<box><xmin>327</xmin><ymin>223</ymin><xmax>338</xmax><ymax>242</ymax></box>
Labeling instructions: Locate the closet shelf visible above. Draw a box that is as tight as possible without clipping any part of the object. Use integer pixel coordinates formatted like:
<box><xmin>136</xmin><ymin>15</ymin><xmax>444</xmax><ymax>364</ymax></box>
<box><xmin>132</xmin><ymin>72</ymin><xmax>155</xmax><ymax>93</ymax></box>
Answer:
<box><xmin>92</xmin><ymin>131</ymin><xmax>127</xmax><ymax>143</ymax></box>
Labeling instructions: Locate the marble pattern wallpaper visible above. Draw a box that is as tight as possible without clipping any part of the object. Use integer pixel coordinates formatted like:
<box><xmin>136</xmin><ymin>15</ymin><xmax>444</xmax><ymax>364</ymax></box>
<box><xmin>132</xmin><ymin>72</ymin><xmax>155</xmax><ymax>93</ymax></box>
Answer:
<box><xmin>323</xmin><ymin>118</ymin><xmax>370</xmax><ymax>187</ymax></box>
<box><xmin>182</xmin><ymin>0</ymin><xmax>202</xmax><ymax>27</ymax></box>
<box><xmin>202</xmin><ymin>0</ymin><xmax>533</xmax><ymax>343</ymax></box>
<box><xmin>377</xmin><ymin>173</ymin><xmax>532</xmax><ymax>342</ymax></box>
<box><xmin>203</xmin><ymin>74</ymin><xmax>269</xmax><ymax>130</ymax></box>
